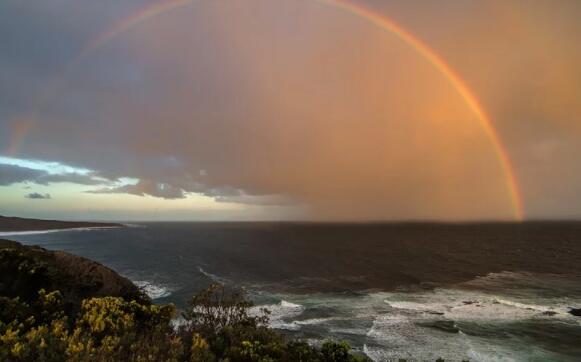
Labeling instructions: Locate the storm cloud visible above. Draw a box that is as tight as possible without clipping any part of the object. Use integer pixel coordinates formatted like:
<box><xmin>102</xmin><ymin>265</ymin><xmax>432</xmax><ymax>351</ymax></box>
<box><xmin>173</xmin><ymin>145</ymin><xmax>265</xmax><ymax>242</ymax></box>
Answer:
<box><xmin>89</xmin><ymin>180</ymin><xmax>187</xmax><ymax>199</ymax></box>
<box><xmin>25</xmin><ymin>192</ymin><xmax>51</xmax><ymax>200</ymax></box>
<box><xmin>0</xmin><ymin>164</ymin><xmax>44</xmax><ymax>186</ymax></box>
<box><xmin>1</xmin><ymin>0</ymin><xmax>581</xmax><ymax>220</ymax></box>
<box><xmin>0</xmin><ymin>163</ymin><xmax>107</xmax><ymax>187</ymax></box>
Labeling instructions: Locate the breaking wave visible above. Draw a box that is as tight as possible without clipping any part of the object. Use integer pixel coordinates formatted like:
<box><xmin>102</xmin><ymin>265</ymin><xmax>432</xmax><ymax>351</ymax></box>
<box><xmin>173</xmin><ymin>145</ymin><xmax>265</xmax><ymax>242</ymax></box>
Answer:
<box><xmin>197</xmin><ymin>266</ymin><xmax>229</xmax><ymax>284</ymax></box>
<box><xmin>251</xmin><ymin>300</ymin><xmax>305</xmax><ymax>330</ymax></box>
<box><xmin>133</xmin><ymin>280</ymin><xmax>174</xmax><ymax>299</ymax></box>
<box><xmin>244</xmin><ymin>272</ymin><xmax>581</xmax><ymax>361</ymax></box>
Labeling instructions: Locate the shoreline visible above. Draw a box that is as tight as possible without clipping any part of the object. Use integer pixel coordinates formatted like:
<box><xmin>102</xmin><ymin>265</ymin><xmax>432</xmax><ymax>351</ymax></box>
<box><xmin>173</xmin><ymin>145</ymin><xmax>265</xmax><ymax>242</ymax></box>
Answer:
<box><xmin>0</xmin><ymin>225</ymin><xmax>123</xmax><ymax>237</ymax></box>
<box><xmin>0</xmin><ymin>215</ymin><xmax>125</xmax><ymax>234</ymax></box>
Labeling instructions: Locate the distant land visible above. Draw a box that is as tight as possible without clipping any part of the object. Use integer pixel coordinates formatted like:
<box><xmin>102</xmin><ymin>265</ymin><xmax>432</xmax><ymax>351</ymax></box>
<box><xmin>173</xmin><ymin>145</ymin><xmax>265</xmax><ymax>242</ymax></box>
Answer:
<box><xmin>0</xmin><ymin>215</ymin><xmax>122</xmax><ymax>232</ymax></box>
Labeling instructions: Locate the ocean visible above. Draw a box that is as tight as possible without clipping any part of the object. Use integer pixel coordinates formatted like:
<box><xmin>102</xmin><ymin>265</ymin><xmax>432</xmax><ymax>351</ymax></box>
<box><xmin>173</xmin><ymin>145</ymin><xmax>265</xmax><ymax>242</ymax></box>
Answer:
<box><xmin>4</xmin><ymin>222</ymin><xmax>581</xmax><ymax>361</ymax></box>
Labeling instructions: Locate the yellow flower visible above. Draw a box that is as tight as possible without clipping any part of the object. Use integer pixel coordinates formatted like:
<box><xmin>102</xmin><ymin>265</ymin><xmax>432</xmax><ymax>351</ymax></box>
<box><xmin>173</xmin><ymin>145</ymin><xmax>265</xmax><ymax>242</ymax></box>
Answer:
<box><xmin>11</xmin><ymin>342</ymin><xmax>24</xmax><ymax>357</ymax></box>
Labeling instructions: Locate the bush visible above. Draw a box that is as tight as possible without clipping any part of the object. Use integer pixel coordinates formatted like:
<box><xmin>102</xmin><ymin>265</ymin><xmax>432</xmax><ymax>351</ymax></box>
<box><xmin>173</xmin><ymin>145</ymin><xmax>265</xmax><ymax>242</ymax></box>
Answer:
<box><xmin>0</xmin><ymin>284</ymin><xmax>375</xmax><ymax>362</ymax></box>
<box><xmin>0</xmin><ymin>290</ymin><xmax>182</xmax><ymax>362</ymax></box>
<box><xmin>181</xmin><ymin>284</ymin><xmax>289</xmax><ymax>361</ymax></box>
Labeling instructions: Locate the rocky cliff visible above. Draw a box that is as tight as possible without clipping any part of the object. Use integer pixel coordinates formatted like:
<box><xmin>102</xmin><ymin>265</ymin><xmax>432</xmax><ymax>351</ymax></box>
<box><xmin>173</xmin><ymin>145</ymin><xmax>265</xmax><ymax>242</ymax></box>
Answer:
<box><xmin>0</xmin><ymin>239</ymin><xmax>145</xmax><ymax>315</ymax></box>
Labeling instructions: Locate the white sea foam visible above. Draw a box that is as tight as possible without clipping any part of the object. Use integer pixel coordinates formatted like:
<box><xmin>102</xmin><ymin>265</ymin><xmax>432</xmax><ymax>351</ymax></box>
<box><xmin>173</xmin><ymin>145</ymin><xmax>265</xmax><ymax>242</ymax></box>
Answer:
<box><xmin>0</xmin><ymin>226</ymin><xmax>120</xmax><ymax>236</ymax></box>
<box><xmin>259</xmin><ymin>272</ymin><xmax>580</xmax><ymax>361</ymax></box>
<box><xmin>122</xmin><ymin>223</ymin><xmax>147</xmax><ymax>228</ymax></box>
<box><xmin>364</xmin><ymin>313</ymin><xmax>527</xmax><ymax>362</ymax></box>
<box><xmin>367</xmin><ymin>277</ymin><xmax>581</xmax><ymax>361</ymax></box>
<box><xmin>293</xmin><ymin>317</ymin><xmax>339</xmax><ymax>326</ymax></box>
<box><xmin>251</xmin><ymin>300</ymin><xmax>305</xmax><ymax>330</ymax></box>
<box><xmin>170</xmin><ymin>315</ymin><xmax>188</xmax><ymax>330</ymax></box>
<box><xmin>365</xmin><ymin>314</ymin><xmax>461</xmax><ymax>361</ymax></box>
<box><xmin>280</xmin><ymin>300</ymin><xmax>302</xmax><ymax>309</ymax></box>
<box><xmin>383</xmin><ymin>286</ymin><xmax>574</xmax><ymax>323</ymax></box>
<box><xmin>197</xmin><ymin>266</ymin><xmax>229</xmax><ymax>284</ymax></box>
<box><xmin>244</xmin><ymin>272</ymin><xmax>581</xmax><ymax>361</ymax></box>
<box><xmin>493</xmin><ymin>298</ymin><xmax>555</xmax><ymax>313</ymax></box>
<box><xmin>362</xmin><ymin>344</ymin><xmax>384</xmax><ymax>362</ymax></box>
<box><xmin>133</xmin><ymin>280</ymin><xmax>173</xmax><ymax>299</ymax></box>
<box><xmin>277</xmin><ymin>317</ymin><xmax>347</xmax><ymax>331</ymax></box>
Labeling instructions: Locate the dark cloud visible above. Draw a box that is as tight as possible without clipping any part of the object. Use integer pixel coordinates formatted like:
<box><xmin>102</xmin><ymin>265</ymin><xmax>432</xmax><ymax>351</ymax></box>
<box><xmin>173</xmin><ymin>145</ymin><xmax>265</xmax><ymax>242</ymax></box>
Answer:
<box><xmin>0</xmin><ymin>163</ymin><xmax>109</xmax><ymax>187</ymax></box>
<box><xmin>6</xmin><ymin>0</ymin><xmax>515</xmax><ymax>220</ymax></box>
<box><xmin>1</xmin><ymin>0</ymin><xmax>581</xmax><ymax>219</ymax></box>
<box><xmin>214</xmin><ymin>194</ymin><xmax>298</xmax><ymax>206</ymax></box>
<box><xmin>36</xmin><ymin>172</ymin><xmax>107</xmax><ymax>186</ymax></box>
<box><xmin>0</xmin><ymin>164</ymin><xmax>44</xmax><ymax>185</ymax></box>
<box><xmin>25</xmin><ymin>192</ymin><xmax>51</xmax><ymax>200</ymax></box>
<box><xmin>88</xmin><ymin>180</ymin><xmax>186</xmax><ymax>199</ymax></box>
<box><xmin>0</xmin><ymin>0</ymin><xmax>155</xmax><ymax>122</ymax></box>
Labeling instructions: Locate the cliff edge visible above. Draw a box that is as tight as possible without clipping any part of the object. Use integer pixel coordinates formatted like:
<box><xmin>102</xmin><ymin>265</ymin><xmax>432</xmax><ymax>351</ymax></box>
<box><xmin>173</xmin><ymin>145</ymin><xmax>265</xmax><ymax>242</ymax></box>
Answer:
<box><xmin>0</xmin><ymin>239</ymin><xmax>145</xmax><ymax>314</ymax></box>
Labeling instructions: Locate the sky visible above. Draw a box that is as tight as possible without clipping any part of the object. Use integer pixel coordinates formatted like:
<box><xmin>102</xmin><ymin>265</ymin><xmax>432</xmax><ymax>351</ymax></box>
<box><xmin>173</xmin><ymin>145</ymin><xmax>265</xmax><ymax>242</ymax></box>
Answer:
<box><xmin>1</xmin><ymin>0</ymin><xmax>580</xmax><ymax>221</ymax></box>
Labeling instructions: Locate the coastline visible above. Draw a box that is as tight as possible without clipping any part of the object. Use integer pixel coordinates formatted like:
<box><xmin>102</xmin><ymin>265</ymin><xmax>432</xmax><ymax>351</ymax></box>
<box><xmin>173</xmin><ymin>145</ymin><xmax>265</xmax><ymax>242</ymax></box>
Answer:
<box><xmin>0</xmin><ymin>215</ymin><xmax>124</xmax><ymax>234</ymax></box>
<box><xmin>3</xmin><ymin>221</ymin><xmax>581</xmax><ymax>360</ymax></box>
<box><xmin>0</xmin><ymin>226</ymin><xmax>123</xmax><ymax>236</ymax></box>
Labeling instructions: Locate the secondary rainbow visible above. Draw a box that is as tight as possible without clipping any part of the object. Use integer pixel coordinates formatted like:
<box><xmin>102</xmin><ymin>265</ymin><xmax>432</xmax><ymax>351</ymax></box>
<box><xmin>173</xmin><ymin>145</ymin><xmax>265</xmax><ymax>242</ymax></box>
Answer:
<box><xmin>11</xmin><ymin>0</ymin><xmax>525</xmax><ymax>219</ymax></box>
<box><xmin>75</xmin><ymin>0</ymin><xmax>192</xmax><ymax>64</ymax></box>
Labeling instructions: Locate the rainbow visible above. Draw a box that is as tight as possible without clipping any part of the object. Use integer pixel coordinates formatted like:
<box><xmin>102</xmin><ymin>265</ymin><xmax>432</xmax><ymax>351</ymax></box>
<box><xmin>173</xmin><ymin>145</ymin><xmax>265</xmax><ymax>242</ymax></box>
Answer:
<box><xmin>75</xmin><ymin>0</ymin><xmax>191</xmax><ymax>64</ymax></box>
<box><xmin>321</xmin><ymin>0</ymin><xmax>524</xmax><ymax>220</ymax></box>
<box><xmin>5</xmin><ymin>118</ymin><xmax>33</xmax><ymax>157</ymax></box>
<box><xmin>9</xmin><ymin>0</ymin><xmax>525</xmax><ymax>219</ymax></box>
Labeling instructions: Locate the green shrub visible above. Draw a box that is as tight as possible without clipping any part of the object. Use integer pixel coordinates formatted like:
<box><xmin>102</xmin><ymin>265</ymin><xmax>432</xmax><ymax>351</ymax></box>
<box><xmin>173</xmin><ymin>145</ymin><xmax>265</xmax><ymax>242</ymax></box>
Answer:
<box><xmin>0</xmin><ymin>284</ymin><xmax>376</xmax><ymax>362</ymax></box>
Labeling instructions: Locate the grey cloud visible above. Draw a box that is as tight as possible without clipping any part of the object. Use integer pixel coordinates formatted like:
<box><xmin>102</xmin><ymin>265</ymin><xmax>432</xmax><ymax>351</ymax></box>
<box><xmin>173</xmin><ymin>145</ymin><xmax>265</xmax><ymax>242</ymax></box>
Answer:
<box><xmin>0</xmin><ymin>163</ymin><xmax>111</xmax><ymax>186</ymax></box>
<box><xmin>88</xmin><ymin>180</ymin><xmax>186</xmax><ymax>199</ymax></box>
<box><xmin>2</xmin><ymin>1</ymin><xmax>581</xmax><ymax>219</ymax></box>
<box><xmin>0</xmin><ymin>0</ymin><xmax>163</xmax><ymax>140</ymax></box>
<box><xmin>87</xmin><ymin>179</ymin><xmax>295</xmax><ymax>206</ymax></box>
<box><xmin>0</xmin><ymin>164</ymin><xmax>44</xmax><ymax>185</ymax></box>
<box><xmin>0</xmin><ymin>1</ymin><xmax>521</xmax><ymax>219</ymax></box>
<box><xmin>214</xmin><ymin>193</ymin><xmax>298</xmax><ymax>206</ymax></box>
<box><xmin>25</xmin><ymin>192</ymin><xmax>51</xmax><ymax>199</ymax></box>
<box><xmin>37</xmin><ymin>172</ymin><xmax>108</xmax><ymax>186</ymax></box>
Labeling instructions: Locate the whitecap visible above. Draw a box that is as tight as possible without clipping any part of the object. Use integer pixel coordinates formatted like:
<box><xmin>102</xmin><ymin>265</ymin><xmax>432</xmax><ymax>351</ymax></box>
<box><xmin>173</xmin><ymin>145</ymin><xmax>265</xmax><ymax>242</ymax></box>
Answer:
<box><xmin>197</xmin><ymin>266</ymin><xmax>229</xmax><ymax>284</ymax></box>
<box><xmin>364</xmin><ymin>313</ymin><xmax>524</xmax><ymax>362</ymax></box>
<box><xmin>293</xmin><ymin>317</ymin><xmax>339</xmax><ymax>326</ymax></box>
<box><xmin>383</xmin><ymin>287</ymin><xmax>575</xmax><ymax>322</ymax></box>
<box><xmin>171</xmin><ymin>315</ymin><xmax>188</xmax><ymax>330</ymax></box>
<box><xmin>122</xmin><ymin>223</ymin><xmax>147</xmax><ymax>228</ymax></box>
<box><xmin>133</xmin><ymin>280</ymin><xmax>173</xmax><ymax>299</ymax></box>
<box><xmin>277</xmin><ymin>317</ymin><xmax>347</xmax><ymax>331</ymax></box>
<box><xmin>251</xmin><ymin>299</ymin><xmax>305</xmax><ymax>330</ymax></box>
<box><xmin>280</xmin><ymin>300</ymin><xmax>302</xmax><ymax>309</ymax></box>
<box><xmin>372</xmin><ymin>284</ymin><xmax>581</xmax><ymax>361</ymax></box>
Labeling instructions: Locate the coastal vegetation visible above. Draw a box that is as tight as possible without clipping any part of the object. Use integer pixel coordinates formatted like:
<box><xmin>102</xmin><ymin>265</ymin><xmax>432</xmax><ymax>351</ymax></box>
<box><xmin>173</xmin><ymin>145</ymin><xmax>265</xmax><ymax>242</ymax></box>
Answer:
<box><xmin>0</xmin><ymin>239</ymin><xmax>467</xmax><ymax>361</ymax></box>
<box><xmin>0</xmin><ymin>239</ymin><xmax>371</xmax><ymax>362</ymax></box>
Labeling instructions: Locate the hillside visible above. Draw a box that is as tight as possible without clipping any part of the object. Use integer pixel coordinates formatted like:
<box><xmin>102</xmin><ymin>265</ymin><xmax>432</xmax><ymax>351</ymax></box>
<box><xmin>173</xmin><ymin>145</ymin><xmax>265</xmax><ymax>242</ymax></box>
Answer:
<box><xmin>0</xmin><ymin>215</ymin><xmax>122</xmax><ymax>232</ymax></box>
<box><xmin>0</xmin><ymin>239</ymin><xmax>371</xmax><ymax>362</ymax></box>
<box><xmin>0</xmin><ymin>239</ymin><xmax>144</xmax><ymax>314</ymax></box>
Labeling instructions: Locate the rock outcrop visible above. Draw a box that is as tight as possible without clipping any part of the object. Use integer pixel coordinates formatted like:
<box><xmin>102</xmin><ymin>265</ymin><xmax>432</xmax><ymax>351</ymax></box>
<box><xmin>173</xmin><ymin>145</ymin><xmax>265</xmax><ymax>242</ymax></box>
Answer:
<box><xmin>0</xmin><ymin>239</ymin><xmax>145</xmax><ymax>315</ymax></box>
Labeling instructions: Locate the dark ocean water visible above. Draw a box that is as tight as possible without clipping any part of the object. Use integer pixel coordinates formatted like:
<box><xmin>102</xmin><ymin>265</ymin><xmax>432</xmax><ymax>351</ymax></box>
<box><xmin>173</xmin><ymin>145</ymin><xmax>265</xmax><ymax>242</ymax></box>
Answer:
<box><xmin>3</xmin><ymin>222</ymin><xmax>581</xmax><ymax>361</ymax></box>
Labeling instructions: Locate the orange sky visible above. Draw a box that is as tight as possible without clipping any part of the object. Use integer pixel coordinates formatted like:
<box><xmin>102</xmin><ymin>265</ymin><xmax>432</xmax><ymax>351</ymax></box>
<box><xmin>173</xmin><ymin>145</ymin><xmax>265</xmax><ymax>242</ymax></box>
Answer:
<box><xmin>1</xmin><ymin>0</ymin><xmax>580</xmax><ymax>221</ymax></box>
